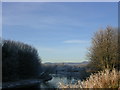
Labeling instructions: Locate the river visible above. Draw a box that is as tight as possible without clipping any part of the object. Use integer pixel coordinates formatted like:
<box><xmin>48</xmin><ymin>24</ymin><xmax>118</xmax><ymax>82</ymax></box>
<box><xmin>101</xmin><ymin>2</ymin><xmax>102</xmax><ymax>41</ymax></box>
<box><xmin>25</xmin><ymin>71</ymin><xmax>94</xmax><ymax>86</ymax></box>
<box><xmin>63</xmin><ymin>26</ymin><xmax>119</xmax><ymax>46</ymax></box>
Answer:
<box><xmin>40</xmin><ymin>74</ymin><xmax>80</xmax><ymax>88</ymax></box>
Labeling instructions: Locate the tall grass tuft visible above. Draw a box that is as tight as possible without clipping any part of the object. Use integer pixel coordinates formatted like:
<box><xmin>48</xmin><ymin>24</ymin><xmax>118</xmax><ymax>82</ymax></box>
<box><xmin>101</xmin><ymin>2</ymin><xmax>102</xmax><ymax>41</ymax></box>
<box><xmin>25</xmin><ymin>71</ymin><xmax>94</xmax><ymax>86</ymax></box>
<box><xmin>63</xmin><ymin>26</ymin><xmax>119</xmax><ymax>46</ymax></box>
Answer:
<box><xmin>59</xmin><ymin>68</ymin><xmax>120</xmax><ymax>88</ymax></box>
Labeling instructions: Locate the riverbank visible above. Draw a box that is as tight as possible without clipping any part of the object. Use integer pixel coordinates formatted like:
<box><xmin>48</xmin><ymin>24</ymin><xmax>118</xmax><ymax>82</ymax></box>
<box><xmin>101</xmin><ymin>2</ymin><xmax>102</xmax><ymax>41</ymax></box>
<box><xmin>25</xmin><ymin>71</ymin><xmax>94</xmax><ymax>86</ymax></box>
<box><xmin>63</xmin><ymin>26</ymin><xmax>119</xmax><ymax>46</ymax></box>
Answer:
<box><xmin>59</xmin><ymin>68</ymin><xmax>120</xmax><ymax>88</ymax></box>
<box><xmin>42</xmin><ymin>61</ymin><xmax>90</xmax><ymax>80</ymax></box>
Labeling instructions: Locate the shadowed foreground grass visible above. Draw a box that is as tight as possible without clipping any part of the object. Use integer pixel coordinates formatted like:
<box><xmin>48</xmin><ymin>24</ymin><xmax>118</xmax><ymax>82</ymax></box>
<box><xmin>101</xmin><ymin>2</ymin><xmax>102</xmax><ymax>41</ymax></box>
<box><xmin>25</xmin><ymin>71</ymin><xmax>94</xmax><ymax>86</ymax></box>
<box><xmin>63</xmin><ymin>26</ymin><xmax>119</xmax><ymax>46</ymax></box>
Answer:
<box><xmin>59</xmin><ymin>68</ymin><xmax>120</xmax><ymax>88</ymax></box>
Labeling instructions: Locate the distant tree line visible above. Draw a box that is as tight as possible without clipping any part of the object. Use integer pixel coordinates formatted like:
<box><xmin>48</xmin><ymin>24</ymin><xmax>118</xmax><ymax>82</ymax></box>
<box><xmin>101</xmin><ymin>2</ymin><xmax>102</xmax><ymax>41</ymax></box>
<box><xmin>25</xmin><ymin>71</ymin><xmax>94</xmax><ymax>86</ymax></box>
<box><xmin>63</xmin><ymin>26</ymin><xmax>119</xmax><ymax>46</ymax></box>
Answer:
<box><xmin>87</xmin><ymin>26</ymin><xmax>119</xmax><ymax>72</ymax></box>
<box><xmin>2</xmin><ymin>40</ymin><xmax>42</xmax><ymax>82</ymax></box>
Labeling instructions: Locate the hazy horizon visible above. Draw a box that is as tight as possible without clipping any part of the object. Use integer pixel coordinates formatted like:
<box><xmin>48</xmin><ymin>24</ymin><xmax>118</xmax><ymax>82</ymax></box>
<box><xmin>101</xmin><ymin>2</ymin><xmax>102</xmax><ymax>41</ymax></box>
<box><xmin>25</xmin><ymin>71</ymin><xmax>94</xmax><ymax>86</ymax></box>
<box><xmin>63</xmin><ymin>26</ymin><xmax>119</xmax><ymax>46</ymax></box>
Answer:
<box><xmin>2</xmin><ymin>2</ymin><xmax>118</xmax><ymax>63</ymax></box>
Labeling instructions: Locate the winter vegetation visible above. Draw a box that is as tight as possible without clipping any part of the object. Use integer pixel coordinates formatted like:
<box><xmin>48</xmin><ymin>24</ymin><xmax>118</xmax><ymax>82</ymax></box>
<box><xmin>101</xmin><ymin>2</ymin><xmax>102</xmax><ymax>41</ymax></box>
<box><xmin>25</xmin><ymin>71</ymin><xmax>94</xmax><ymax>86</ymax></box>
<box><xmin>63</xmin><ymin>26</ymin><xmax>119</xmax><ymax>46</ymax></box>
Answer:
<box><xmin>87</xmin><ymin>26</ymin><xmax>119</xmax><ymax>72</ymax></box>
<box><xmin>59</xmin><ymin>68</ymin><xmax>120</xmax><ymax>88</ymax></box>
<box><xmin>59</xmin><ymin>26</ymin><xmax>120</xmax><ymax>89</ymax></box>
<box><xmin>2</xmin><ymin>40</ymin><xmax>42</xmax><ymax>82</ymax></box>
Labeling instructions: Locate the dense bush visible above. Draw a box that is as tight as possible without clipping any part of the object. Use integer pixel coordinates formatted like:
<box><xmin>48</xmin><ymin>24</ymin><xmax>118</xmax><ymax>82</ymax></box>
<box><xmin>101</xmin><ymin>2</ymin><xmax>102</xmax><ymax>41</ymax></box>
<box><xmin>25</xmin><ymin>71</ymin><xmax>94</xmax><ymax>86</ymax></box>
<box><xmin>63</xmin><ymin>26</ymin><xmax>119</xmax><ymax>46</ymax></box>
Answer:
<box><xmin>2</xmin><ymin>40</ymin><xmax>42</xmax><ymax>82</ymax></box>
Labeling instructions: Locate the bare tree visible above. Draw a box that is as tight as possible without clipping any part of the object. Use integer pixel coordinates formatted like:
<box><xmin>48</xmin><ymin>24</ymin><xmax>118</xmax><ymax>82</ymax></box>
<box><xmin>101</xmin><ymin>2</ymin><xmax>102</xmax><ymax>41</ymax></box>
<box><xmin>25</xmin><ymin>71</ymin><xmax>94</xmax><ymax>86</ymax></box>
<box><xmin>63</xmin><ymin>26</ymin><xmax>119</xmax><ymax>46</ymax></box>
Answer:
<box><xmin>87</xmin><ymin>26</ymin><xmax>119</xmax><ymax>71</ymax></box>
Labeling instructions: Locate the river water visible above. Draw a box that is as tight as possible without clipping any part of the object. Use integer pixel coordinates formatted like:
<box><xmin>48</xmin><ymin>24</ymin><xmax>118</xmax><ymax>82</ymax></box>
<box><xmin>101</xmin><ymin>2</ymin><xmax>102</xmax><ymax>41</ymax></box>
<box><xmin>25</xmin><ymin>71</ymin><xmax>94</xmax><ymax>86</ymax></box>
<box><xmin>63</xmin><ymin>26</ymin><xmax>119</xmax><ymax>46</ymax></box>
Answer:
<box><xmin>40</xmin><ymin>74</ymin><xmax>80</xmax><ymax>88</ymax></box>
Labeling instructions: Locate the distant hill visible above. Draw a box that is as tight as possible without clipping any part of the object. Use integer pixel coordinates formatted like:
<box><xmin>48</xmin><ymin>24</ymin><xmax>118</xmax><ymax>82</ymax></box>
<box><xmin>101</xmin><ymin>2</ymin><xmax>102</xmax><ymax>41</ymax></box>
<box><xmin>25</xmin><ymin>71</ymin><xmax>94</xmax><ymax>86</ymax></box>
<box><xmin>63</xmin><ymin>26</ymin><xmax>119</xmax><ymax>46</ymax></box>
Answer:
<box><xmin>44</xmin><ymin>61</ymin><xmax>89</xmax><ymax>66</ymax></box>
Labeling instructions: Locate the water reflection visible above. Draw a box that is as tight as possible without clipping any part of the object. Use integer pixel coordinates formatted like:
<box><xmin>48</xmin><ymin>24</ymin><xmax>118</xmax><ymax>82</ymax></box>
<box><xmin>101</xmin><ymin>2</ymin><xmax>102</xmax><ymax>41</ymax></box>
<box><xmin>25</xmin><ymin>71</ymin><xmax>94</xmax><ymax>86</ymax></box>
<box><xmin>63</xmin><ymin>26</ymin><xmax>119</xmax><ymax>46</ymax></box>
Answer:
<box><xmin>40</xmin><ymin>74</ymin><xmax>80</xmax><ymax>88</ymax></box>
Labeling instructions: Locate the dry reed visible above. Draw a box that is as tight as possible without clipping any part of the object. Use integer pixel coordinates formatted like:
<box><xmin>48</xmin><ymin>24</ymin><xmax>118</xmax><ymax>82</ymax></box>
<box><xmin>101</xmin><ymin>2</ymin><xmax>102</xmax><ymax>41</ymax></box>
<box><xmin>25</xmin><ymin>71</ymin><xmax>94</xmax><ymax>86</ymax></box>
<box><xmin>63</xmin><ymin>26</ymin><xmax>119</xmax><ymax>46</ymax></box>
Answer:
<box><xmin>59</xmin><ymin>68</ymin><xmax>120</xmax><ymax>89</ymax></box>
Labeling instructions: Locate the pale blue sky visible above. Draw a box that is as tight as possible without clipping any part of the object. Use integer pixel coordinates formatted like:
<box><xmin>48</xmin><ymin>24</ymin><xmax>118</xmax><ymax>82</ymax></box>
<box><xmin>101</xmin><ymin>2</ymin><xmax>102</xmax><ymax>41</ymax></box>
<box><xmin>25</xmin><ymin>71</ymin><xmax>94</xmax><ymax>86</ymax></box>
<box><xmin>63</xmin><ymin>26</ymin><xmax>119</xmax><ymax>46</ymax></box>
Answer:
<box><xmin>2</xmin><ymin>2</ymin><xmax>118</xmax><ymax>63</ymax></box>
